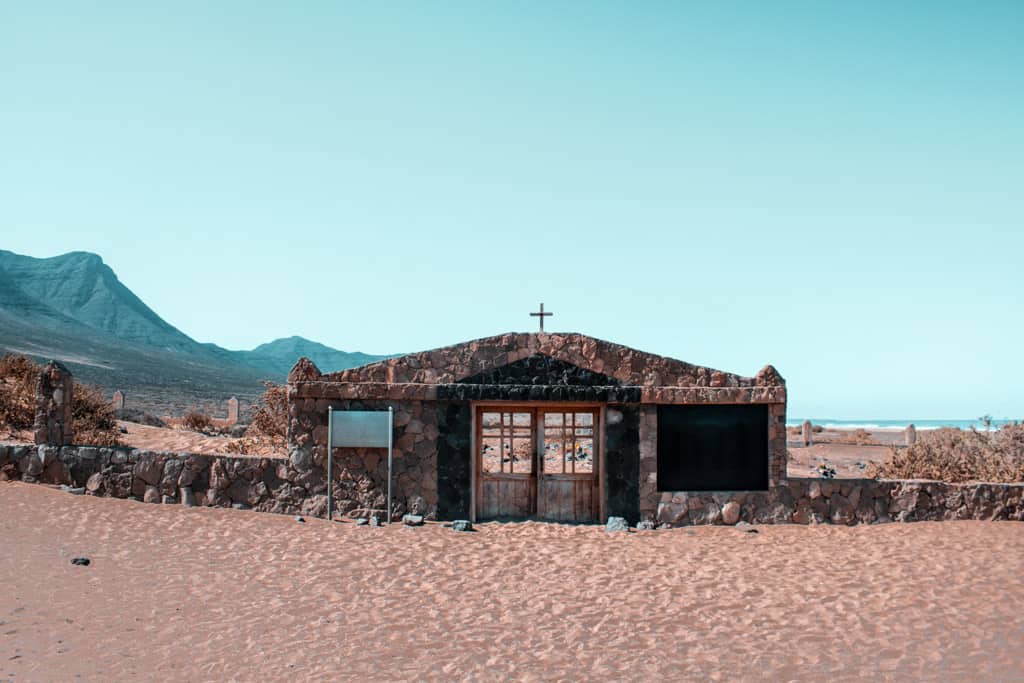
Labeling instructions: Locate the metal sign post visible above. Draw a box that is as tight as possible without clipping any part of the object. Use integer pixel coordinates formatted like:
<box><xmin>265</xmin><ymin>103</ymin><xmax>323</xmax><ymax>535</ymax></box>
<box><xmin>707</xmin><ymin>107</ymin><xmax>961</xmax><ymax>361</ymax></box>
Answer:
<box><xmin>325</xmin><ymin>406</ymin><xmax>394</xmax><ymax>523</ymax></box>
<box><xmin>387</xmin><ymin>406</ymin><xmax>393</xmax><ymax>524</ymax></box>
<box><xmin>327</xmin><ymin>406</ymin><xmax>334</xmax><ymax>521</ymax></box>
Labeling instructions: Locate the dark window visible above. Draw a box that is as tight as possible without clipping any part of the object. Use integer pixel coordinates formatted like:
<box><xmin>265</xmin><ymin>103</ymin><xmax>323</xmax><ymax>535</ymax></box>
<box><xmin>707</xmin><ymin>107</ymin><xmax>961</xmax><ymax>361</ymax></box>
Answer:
<box><xmin>657</xmin><ymin>405</ymin><xmax>768</xmax><ymax>491</ymax></box>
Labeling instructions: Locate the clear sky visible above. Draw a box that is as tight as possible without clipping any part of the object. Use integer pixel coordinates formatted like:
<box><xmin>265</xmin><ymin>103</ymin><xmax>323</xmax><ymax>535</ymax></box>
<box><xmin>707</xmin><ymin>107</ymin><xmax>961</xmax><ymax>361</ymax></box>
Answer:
<box><xmin>2</xmin><ymin>2</ymin><xmax>1022</xmax><ymax>419</ymax></box>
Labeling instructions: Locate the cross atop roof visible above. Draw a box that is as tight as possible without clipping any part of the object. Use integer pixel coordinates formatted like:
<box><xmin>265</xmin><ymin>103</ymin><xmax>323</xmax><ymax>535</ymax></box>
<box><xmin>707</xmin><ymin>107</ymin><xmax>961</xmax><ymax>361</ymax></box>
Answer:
<box><xmin>530</xmin><ymin>303</ymin><xmax>553</xmax><ymax>332</ymax></box>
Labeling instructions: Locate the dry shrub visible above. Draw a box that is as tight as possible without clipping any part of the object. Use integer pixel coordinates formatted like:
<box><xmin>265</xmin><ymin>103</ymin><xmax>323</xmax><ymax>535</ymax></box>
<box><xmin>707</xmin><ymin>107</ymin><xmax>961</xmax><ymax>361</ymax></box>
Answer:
<box><xmin>868</xmin><ymin>424</ymin><xmax>1024</xmax><ymax>483</ymax></box>
<box><xmin>0</xmin><ymin>354</ymin><xmax>121</xmax><ymax>445</ymax></box>
<box><xmin>73</xmin><ymin>382</ymin><xmax>122</xmax><ymax>446</ymax></box>
<box><xmin>0</xmin><ymin>354</ymin><xmax>38</xmax><ymax>430</ymax></box>
<box><xmin>248</xmin><ymin>381</ymin><xmax>286</xmax><ymax>438</ymax></box>
<box><xmin>182</xmin><ymin>411</ymin><xmax>213</xmax><ymax>433</ymax></box>
<box><xmin>847</xmin><ymin>428</ymin><xmax>876</xmax><ymax>446</ymax></box>
<box><xmin>223</xmin><ymin>434</ymin><xmax>287</xmax><ymax>457</ymax></box>
<box><xmin>222</xmin><ymin>382</ymin><xmax>288</xmax><ymax>457</ymax></box>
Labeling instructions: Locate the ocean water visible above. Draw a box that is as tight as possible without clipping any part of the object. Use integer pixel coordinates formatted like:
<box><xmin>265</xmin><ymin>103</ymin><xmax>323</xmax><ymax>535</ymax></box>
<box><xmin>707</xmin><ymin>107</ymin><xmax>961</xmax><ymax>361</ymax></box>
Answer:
<box><xmin>786</xmin><ymin>418</ymin><xmax>1019</xmax><ymax>431</ymax></box>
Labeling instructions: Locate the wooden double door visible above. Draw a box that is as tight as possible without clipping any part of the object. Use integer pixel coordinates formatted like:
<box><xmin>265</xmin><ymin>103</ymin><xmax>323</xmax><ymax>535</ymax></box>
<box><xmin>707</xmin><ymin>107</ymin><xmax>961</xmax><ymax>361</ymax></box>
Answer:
<box><xmin>476</xmin><ymin>406</ymin><xmax>600</xmax><ymax>522</ymax></box>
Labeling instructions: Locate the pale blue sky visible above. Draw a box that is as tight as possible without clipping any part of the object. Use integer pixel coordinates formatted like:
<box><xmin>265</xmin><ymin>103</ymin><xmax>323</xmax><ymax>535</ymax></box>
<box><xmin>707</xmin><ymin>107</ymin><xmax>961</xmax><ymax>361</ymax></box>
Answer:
<box><xmin>2</xmin><ymin>2</ymin><xmax>1022</xmax><ymax>418</ymax></box>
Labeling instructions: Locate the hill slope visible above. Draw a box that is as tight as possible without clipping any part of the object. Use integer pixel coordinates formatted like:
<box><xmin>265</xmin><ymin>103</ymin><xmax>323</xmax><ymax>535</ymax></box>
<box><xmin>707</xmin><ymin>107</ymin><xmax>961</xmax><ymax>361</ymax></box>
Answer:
<box><xmin>234</xmin><ymin>336</ymin><xmax>385</xmax><ymax>378</ymax></box>
<box><xmin>0</xmin><ymin>250</ymin><xmax>197</xmax><ymax>351</ymax></box>
<box><xmin>0</xmin><ymin>250</ymin><xmax>387</xmax><ymax>414</ymax></box>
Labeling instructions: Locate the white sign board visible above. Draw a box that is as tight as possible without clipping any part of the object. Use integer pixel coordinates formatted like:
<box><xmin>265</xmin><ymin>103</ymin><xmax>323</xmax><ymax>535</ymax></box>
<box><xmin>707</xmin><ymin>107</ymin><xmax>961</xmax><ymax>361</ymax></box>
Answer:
<box><xmin>329</xmin><ymin>410</ymin><xmax>391</xmax><ymax>448</ymax></box>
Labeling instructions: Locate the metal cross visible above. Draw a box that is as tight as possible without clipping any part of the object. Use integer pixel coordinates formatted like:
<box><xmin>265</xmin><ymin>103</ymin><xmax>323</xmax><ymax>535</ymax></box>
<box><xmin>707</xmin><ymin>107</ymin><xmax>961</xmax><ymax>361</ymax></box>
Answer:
<box><xmin>530</xmin><ymin>303</ymin><xmax>553</xmax><ymax>332</ymax></box>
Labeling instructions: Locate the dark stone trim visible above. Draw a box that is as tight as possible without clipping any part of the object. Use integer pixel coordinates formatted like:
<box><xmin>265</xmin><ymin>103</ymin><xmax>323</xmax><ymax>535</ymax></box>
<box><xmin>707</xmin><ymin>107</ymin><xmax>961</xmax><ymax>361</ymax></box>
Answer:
<box><xmin>436</xmin><ymin>402</ymin><xmax>472</xmax><ymax>520</ymax></box>
<box><xmin>456</xmin><ymin>353</ymin><xmax>624</xmax><ymax>387</ymax></box>
<box><xmin>436</xmin><ymin>384</ymin><xmax>642</xmax><ymax>403</ymax></box>
<box><xmin>605</xmin><ymin>404</ymin><xmax>641</xmax><ymax>525</ymax></box>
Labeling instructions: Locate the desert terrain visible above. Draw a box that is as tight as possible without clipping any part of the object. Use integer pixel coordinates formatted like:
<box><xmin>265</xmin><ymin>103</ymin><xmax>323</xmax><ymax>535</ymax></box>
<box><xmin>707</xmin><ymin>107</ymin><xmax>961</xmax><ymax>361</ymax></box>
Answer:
<box><xmin>2</xmin><ymin>481</ymin><xmax>1022</xmax><ymax>681</ymax></box>
<box><xmin>787</xmin><ymin>426</ymin><xmax>906</xmax><ymax>478</ymax></box>
<box><xmin>0</xmin><ymin>422</ymin><xmax>944</xmax><ymax>474</ymax></box>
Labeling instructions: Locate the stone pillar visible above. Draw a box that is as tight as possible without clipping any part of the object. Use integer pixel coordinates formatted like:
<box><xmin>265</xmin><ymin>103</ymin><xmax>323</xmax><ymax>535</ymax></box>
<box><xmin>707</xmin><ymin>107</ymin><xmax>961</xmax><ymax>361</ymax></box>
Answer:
<box><xmin>227</xmin><ymin>397</ymin><xmax>239</xmax><ymax>425</ymax></box>
<box><xmin>112</xmin><ymin>390</ymin><xmax>125</xmax><ymax>411</ymax></box>
<box><xmin>34</xmin><ymin>360</ymin><xmax>74</xmax><ymax>446</ymax></box>
<box><xmin>904</xmin><ymin>424</ymin><xmax>916</xmax><ymax>447</ymax></box>
<box><xmin>802</xmin><ymin>420</ymin><xmax>813</xmax><ymax>447</ymax></box>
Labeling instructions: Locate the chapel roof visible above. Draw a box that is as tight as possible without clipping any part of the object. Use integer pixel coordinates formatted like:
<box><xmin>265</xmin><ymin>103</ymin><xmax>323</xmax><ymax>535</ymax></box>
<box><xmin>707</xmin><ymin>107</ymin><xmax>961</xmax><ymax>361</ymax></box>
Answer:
<box><xmin>288</xmin><ymin>332</ymin><xmax>784</xmax><ymax>390</ymax></box>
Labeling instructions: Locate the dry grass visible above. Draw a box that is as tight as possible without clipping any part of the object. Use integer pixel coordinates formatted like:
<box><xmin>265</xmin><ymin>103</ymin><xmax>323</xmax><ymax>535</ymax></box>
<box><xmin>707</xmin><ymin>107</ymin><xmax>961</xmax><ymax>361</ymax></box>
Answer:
<box><xmin>72</xmin><ymin>383</ymin><xmax>122</xmax><ymax>446</ymax></box>
<box><xmin>0</xmin><ymin>354</ymin><xmax>37</xmax><ymax>430</ymax></box>
<box><xmin>248</xmin><ymin>381</ymin><xmax>286</xmax><ymax>438</ymax></box>
<box><xmin>846</xmin><ymin>428</ymin><xmax>877</xmax><ymax>446</ymax></box>
<box><xmin>0</xmin><ymin>354</ymin><xmax>122</xmax><ymax>446</ymax></box>
<box><xmin>222</xmin><ymin>382</ymin><xmax>288</xmax><ymax>456</ymax></box>
<box><xmin>222</xmin><ymin>434</ymin><xmax>287</xmax><ymax>457</ymax></box>
<box><xmin>868</xmin><ymin>424</ymin><xmax>1024</xmax><ymax>483</ymax></box>
<box><xmin>182</xmin><ymin>411</ymin><xmax>214</xmax><ymax>433</ymax></box>
<box><xmin>788</xmin><ymin>424</ymin><xmax>825</xmax><ymax>437</ymax></box>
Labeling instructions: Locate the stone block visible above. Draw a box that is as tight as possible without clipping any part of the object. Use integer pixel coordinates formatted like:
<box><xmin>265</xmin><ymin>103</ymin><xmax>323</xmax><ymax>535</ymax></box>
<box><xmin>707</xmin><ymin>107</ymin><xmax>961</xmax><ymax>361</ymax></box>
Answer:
<box><xmin>85</xmin><ymin>472</ymin><xmax>105</xmax><ymax>494</ymax></box>
<box><xmin>690</xmin><ymin>503</ymin><xmax>722</xmax><ymax>525</ymax></box>
<box><xmin>289</xmin><ymin>447</ymin><xmax>312</xmax><ymax>472</ymax></box>
<box><xmin>131</xmin><ymin>476</ymin><xmax>147</xmax><ymax>498</ymax></box>
<box><xmin>721</xmin><ymin>501</ymin><xmax>741</xmax><ymax>525</ymax></box>
<box><xmin>161</xmin><ymin>459</ymin><xmax>183</xmax><ymax>495</ymax></box>
<box><xmin>33</xmin><ymin>360</ymin><xmax>74</xmax><ymax>445</ymax></box>
<box><xmin>134</xmin><ymin>457</ymin><xmax>163</xmax><ymax>486</ymax></box>
<box><xmin>829</xmin><ymin>495</ymin><xmax>856</xmax><ymax>525</ymax></box>
<box><xmin>605</xmin><ymin>516</ymin><xmax>629</xmax><ymax>532</ymax></box>
<box><xmin>792</xmin><ymin>501</ymin><xmax>813</xmax><ymax>525</ymax></box>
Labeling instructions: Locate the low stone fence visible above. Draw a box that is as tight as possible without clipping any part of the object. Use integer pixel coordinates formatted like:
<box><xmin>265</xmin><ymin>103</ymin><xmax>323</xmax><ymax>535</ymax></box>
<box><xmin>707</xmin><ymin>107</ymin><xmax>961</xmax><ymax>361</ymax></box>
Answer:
<box><xmin>652</xmin><ymin>477</ymin><xmax>1024</xmax><ymax>526</ymax></box>
<box><xmin>0</xmin><ymin>443</ymin><xmax>339</xmax><ymax>518</ymax></box>
<box><xmin>2</xmin><ymin>443</ymin><xmax>1022</xmax><ymax>525</ymax></box>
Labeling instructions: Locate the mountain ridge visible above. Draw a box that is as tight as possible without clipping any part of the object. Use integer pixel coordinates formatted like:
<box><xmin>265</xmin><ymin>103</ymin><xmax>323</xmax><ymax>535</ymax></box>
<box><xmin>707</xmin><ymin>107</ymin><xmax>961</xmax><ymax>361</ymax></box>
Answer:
<box><xmin>0</xmin><ymin>249</ymin><xmax>388</xmax><ymax>413</ymax></box>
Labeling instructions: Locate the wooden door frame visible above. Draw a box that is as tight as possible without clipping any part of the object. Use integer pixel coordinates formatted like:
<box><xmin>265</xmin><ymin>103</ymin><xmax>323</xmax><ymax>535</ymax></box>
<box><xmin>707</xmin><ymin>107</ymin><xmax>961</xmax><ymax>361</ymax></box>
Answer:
<box><xmin>470</xmin><ymin>402</ymin><xmax>604</xmax><ymax>523</ymax></box>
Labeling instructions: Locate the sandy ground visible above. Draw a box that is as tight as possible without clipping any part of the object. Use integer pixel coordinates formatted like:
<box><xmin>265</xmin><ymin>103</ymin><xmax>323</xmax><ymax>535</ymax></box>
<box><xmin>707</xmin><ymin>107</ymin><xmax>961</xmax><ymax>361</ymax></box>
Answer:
<box><xmin>0</xmin><ymin>423</ymin><xmax>238</xmax><ymax>455</ymax></box>
<box><xmin>2</xmin><ymin>482</ymin><xmax>1023</xmax><ymax>682</ymax></box>
<box><xmin>116</xmin><ymin>421</ymin><xmax>237</xmax><ymax>453</ymax></box>
<box><xmin>114</xmin><ymin>421</ymin><xmax>285</xmax><ymax>458</ymax></box>
<box><xmin>787</xmin><ymin>443</ymin><xmax>892</xmax><ymax>478</ymax></box>
<box><xmin>788</xmin><ymin>428</ymin><xmax>906</xmax><ymax>478</ymax></box>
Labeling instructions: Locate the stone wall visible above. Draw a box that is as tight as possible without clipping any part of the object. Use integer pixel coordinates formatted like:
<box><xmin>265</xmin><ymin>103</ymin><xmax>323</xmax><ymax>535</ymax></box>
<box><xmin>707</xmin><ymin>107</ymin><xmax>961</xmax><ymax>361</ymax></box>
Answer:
<box><xmin>1</xmin><ymin>444</ymin><xmax>313</xmax><ymax>514</ymax></box>
<box><xmin>3</xmin><ymin>444</ymin><xmax>1021</xmax><ymax>525</ymax></box>
<box><xmin>288</xmin><ymin>333</ymin><xmax>789</xmax><ymax>524</ymax></box>
<box><xmin>288</xmin><ymin>398</ymin><xmax>442</xmax><ymax>519</ymax></box>
<box><xmin>321</xmin><ymin>332</ymin><xmax>786</xmax><ymax>395</ymax></box>
<box><xmin>650</xmin><ymin>477</ymin><xmax>1024</xmax><ymax>526</ymax></box>
<box><xmin>637</xmin><ymin>402</ymin><xmax>790</xmax><ymax>521</ymax></box>
<box><xmin>638</xmin><ymin>406</ymin><xmax>659</xmax><ymax>518</ymax></box>
<box><xmin>605</xmin><ymin>406</ymin><xmax>641</xmax><ymax>524</ymax></box>
<box><xmin>34</xmin><ymin>361</ymin><xmax>74</xmax><ymax>446</ymax></box>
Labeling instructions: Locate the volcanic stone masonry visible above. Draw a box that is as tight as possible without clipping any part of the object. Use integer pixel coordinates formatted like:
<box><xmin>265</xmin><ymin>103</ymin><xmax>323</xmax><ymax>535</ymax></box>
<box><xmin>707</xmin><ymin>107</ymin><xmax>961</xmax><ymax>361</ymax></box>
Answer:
<box><xmin>2</xmin><ymin>444</ymin><xmax>1022</xmax><ymax>524</ymax></box>
<box><xmin>287</xmin><ymin>332</ymin><xmax>788</xmax><ymax>522</ymax></box>
<box><xmin>34</xmin><ymin>360</ymin><xmax>74</xmax><ymax>446</ymax></box>
<box><xmin>15</xmin><ymin>333</ymin><xmax>1022</xmax><ymax>527</ymax></box>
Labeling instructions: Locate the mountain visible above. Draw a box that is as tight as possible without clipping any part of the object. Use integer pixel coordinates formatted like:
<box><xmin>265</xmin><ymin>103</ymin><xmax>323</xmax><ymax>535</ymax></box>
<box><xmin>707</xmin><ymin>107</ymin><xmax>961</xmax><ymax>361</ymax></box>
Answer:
<box><xmin>234</xmin><ymin>336</ymin><xmax>384</xmax><ymax>378</ymax></box>
<box><xmin>0</xmin><ymin>251</ymin><xmax>197</xmax><ymax>352</ymax></box>
<box><xmin>0</xmin><ymin>249</ymin><xmax>387</xmax><ymax>414</ymax></box>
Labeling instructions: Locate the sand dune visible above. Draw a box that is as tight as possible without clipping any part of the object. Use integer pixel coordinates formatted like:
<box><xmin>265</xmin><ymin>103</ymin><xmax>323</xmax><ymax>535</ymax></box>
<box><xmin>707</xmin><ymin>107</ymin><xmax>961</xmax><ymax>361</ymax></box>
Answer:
<box><xmin>2</xmin><ymin>482</ymin><xmax>1022</xmax><ymax>681</ymax></box>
